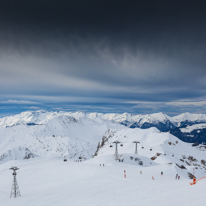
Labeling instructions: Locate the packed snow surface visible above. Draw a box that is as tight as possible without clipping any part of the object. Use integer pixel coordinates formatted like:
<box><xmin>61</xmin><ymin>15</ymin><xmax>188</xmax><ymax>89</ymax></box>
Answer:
<box><xmin>0</xmin><ymin>157</ymin><xmax>206</xmax><ymax>206</ymax></box>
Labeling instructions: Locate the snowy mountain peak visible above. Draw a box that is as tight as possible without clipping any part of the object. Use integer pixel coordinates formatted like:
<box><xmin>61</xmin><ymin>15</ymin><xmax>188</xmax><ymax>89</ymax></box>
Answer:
<box><xmin>173</xmin><ymin>112</ymin><xmax>206</xmax><ymax>122</ymax></box>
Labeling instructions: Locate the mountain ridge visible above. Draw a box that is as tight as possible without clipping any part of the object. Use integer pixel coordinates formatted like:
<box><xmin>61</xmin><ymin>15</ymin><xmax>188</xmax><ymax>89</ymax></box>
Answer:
<box><xmin>0</xmin><ymin>110</ymin><xmax>206</xmax><ymax>164</ymax></box>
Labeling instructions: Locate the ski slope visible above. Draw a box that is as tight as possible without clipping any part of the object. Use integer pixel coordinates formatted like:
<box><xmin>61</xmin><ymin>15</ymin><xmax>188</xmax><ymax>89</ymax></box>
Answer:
<box><xmin>0</xmin><ymin>157</ymin><xmax>205</xmax><ymax>206</ymax></box>
<box><xmin>94</xmin><ymin>127</ymin><xmax>206</xmax><ymax>179</ymax></box>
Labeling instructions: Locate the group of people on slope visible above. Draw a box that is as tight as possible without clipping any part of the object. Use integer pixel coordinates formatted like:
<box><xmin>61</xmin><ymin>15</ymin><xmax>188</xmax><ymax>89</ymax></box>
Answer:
<box><xmin>176</xmin><ymin>174</ymin><xmax>180</xmax><ymax>180</ymax></box>
<box><xmin>139</xmin><ymin>170</ymin><xmax>180</xmax><ymax>180</ymax></box>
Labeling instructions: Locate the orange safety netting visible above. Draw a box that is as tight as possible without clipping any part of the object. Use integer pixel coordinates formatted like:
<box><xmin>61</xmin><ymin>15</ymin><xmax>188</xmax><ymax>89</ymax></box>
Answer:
<box><xmin>190</xmin><ymin>176</ymin><xmax>206</xmax><ymax>185</ymax></box>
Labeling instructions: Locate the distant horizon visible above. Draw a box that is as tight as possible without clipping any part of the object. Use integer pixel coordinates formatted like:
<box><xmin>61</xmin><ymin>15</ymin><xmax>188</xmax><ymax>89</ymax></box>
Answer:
<box><xmin>0</xmin><ymin>106</ymin><xmax>205</xmax><ymax>118</ymax></box>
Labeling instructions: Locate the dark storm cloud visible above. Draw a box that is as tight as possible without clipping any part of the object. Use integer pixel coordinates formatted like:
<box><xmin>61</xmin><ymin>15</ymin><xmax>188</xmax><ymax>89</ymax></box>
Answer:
<box><xmin>1</xmin><ymin>0</ymin><xmax>205</xmax><ymax>45</ymax></box>
<box><xmin>0</xmin><ymin>0</ymin><xmax>206</xmax><ymax>114</ymax></box>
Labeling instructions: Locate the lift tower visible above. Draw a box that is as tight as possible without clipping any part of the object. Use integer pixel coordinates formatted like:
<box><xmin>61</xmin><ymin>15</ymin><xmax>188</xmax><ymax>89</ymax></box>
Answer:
<box><xmin>10</xmin><ymin>167</ymin><xmax>21</xmax><ymax>198</ymax></box>
<box><xmin>133</xmin><ymin>141</ymin><xmax>140</xmax><ymax>154</ymax></box>
<box><xmin>113</xmin><ymin>141</ymin><xmax>121</xmax><ymax>160</ymax></box>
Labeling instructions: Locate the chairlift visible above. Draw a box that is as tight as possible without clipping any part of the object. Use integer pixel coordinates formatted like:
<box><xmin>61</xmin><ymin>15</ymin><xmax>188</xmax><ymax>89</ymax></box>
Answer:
<box><xmin>110</xmin><ymin>145</ymin><xmax>113</xmax><ymax>147</ymax></box>
<box><xmin>64</xmin><ymin>159</ymin><xmax>67</xmax><ymax>162</ymax></box>
<box><xmin>120</xmin><ymin>144</ymin><xmax>123</xmax><ymax>147</ymax></box>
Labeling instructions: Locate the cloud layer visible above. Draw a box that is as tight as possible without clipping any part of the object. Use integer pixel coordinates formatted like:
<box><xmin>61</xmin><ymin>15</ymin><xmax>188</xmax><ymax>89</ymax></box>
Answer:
<box><xmin>0</xmin><ymin>0</ymin><xmax>206</xmax><ymax>115</ymax></box>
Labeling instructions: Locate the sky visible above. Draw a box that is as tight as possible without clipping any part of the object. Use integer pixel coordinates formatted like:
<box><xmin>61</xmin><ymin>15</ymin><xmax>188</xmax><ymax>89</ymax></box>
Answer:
<box><xmin>0</xmin><ymin>0</ymin><xmax>206</xmax><ymax>116</ymax></box>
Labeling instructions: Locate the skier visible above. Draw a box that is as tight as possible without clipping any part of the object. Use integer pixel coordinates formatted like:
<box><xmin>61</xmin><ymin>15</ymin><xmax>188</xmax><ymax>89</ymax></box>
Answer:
<box><xmin>178</xmin><ymin>175</ymin><xmax>180</xmax><ymax>180</ymax></box>
<box><xmin>161</xmin><ymin>171</ymin><xmax>163</xmax><ymax>175</ymax></box>
<box><xmin>176</xmin><ymin>174</ymin><xmax>178</xmax><ymax>180</ymax></box>
<box><xmin>103</xmin><ymin>164</ymin><xmax>104</xmax><ymax>167</ymax></box>
<box><xmin>140</xmin><ymin>171</ymin><xmax>142</xmax><ymax>174</ymax></box>
<box><xmin>100</xmin><ymin>164</ymin><xmax>101</xmax><ymax>166</ymax></box>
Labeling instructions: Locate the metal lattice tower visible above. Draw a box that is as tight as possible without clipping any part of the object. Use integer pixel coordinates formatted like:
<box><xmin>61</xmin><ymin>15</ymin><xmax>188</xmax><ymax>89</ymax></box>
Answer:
<box><xmin>133</xmin><ymin>141</ymin><xmax>140</xmax><ymax>154</ymax></box>
<box><xmin>10</xmin><ymin>167</ymin><xmax>21</xmax><ymax>198</ymax></box>
<box><xmin>113</xmin><ymin>141</ymin><xmax>120</xmax><ymax>160</ymax></box>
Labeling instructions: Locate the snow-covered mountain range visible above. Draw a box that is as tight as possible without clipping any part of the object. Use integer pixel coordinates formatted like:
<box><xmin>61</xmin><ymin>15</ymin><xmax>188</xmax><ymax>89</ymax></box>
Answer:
<box><xmin>86</xmin><ymin>111</ymin><xmax>206</xmax><ymax>144</ymax></box>
<box><xmin>0</xmin><ymin>110</ymin><xmax>125</xmax><ymax>162</ymax></box>
<box><xmin>1</xmin><ymin>110</ymin><xmax>206</xmax><ymax>130</ymax></box>
<box><xmin>2</xmin><ymin>111</ymin><xmax>206</xmax><ymax>130</ymax></box>
<box><xmin>0</xmin><ymin>110</ymin><xmax>206</xmax><ymax>164</ymax></box>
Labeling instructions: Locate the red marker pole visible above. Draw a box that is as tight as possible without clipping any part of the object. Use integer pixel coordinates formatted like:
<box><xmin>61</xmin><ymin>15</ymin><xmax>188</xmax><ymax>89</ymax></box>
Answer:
<box><xmin>124</xmin><ymin>170</ymin><xmax>126</xmax><ymax>178</ymax></box>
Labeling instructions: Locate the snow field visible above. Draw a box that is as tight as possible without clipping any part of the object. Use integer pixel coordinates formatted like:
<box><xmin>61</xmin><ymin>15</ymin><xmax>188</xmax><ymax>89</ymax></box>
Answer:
<box><xmin>0</xmin><ymin>157</ymin><xmax>205</xmax><ymax>206</ymax></box>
